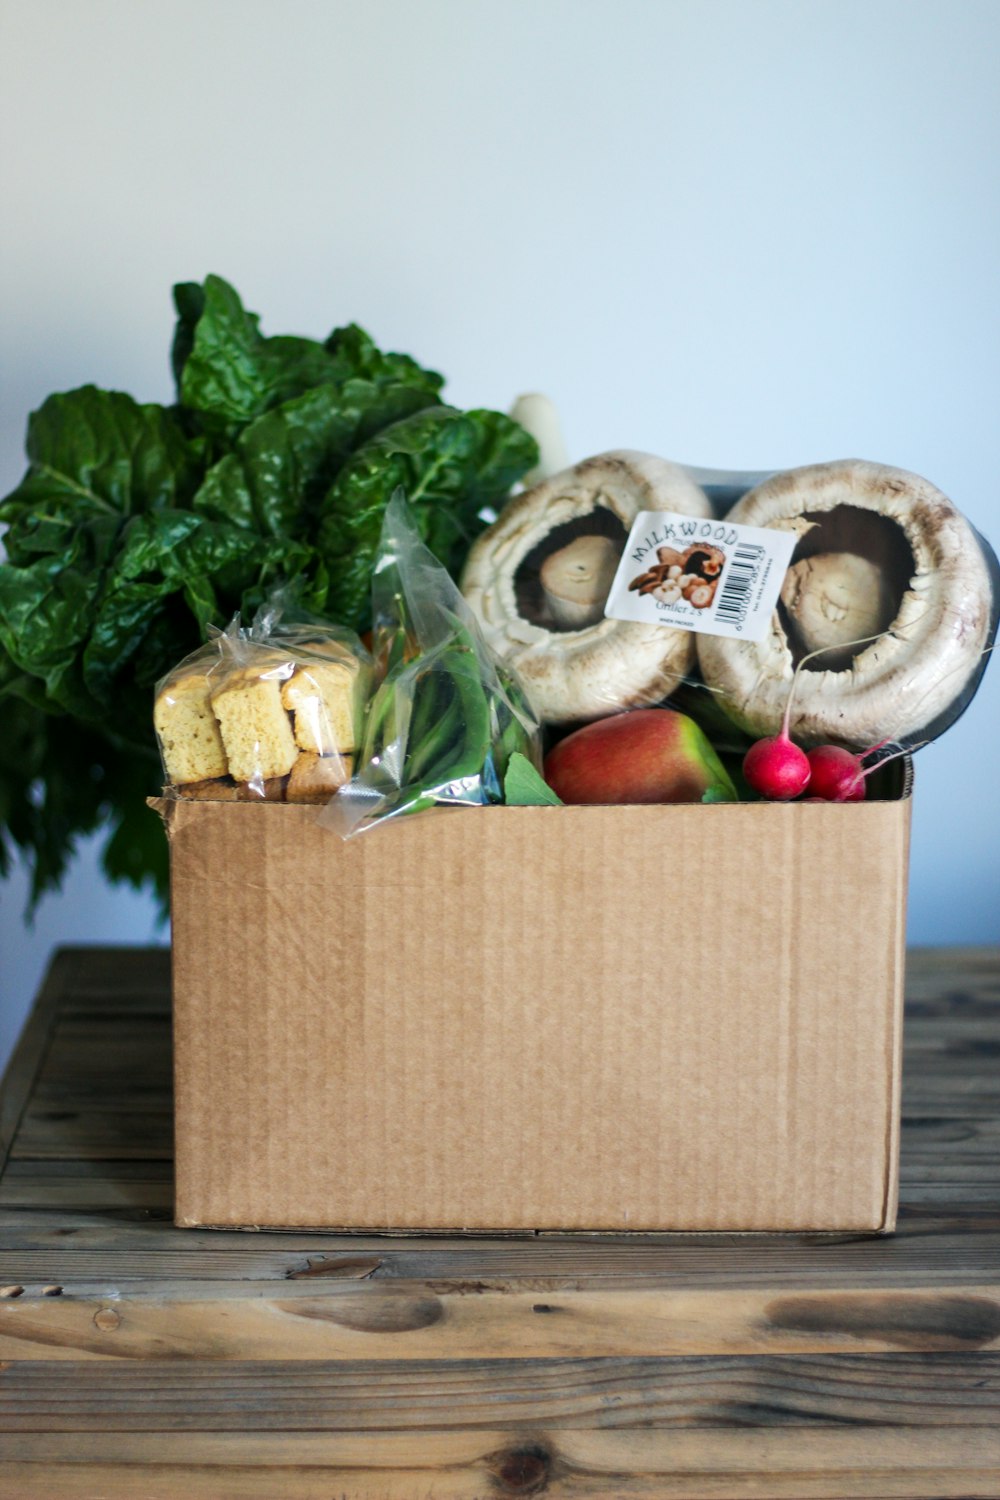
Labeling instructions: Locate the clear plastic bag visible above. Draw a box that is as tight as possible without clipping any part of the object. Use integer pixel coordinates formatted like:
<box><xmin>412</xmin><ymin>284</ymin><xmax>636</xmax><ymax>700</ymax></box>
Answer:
<box><xmin>329</xmin><ymin>493</ymin><xmax>542</xmax><ymax>834</ymax></box>
<box><xmin>154</xmin><ymin>600</ymin><xmax>371</xmax><ymax>803</ymax></box>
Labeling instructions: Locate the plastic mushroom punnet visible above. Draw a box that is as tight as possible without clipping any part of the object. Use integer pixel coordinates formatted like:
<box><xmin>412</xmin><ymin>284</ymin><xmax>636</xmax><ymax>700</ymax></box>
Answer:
<box><xmin>697</xmin><ymin>458</ymin><xmax>997</xmax><ymax>749</ymax></box>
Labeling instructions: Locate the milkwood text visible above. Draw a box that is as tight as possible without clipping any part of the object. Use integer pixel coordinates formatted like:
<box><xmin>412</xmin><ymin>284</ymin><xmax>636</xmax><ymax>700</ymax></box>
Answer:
<box><xmin>631</xmin><ymin>519</ymin><xmax>739</xmax><ymax>565</ymax></box>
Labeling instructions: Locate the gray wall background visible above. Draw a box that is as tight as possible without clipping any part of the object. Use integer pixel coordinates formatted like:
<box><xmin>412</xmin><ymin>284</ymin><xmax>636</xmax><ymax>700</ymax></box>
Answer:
<box><xmin>2</xmin><ymin>0</ymin><xmax>999</xmax><ymax>1070</ymax></box>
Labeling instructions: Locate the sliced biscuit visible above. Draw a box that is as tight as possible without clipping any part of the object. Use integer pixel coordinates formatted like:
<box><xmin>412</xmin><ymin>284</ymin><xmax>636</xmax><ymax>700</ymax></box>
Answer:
<box><xmin>154</xmin><ymin>671</ymin><xmax>228</xmax><ymax>784</ymax></box>
<box><xmin>281</xmin><ymin>656</ymin><xmax>361</xmax><ymax>756</ymax></box>
<box><xmin>286</xmin><ymin>752</ymin><xmax>353</xmax><ymax>804</ymax></box>
<box><xmin>211</xmin><ymin>668</ymin><xmax>298</xmax><ymax>784</ymax></box>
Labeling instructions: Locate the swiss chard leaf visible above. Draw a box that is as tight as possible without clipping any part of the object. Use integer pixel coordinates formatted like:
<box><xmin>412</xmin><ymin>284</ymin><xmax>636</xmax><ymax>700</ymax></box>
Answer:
<box><xmin>1</xmin><ymin>387</ymin><xmax>200</xmax><ymax>540</ymax></box>
<box><xmin>323</xmin><ymin>322</ymin><xmax>444</xmax><ymax>396</ymax></box>
<box><xmin>318</xmin><ymin>405</ymin><xmax>538</xmax><ymax>629</ymax></box>
<box><xmin>192</xmin><ymin>385</ymin><xmax>360</xmax><ymax>535</ymax></box>
<box><xmin>191</xmin><ymin>378</ymin><xmax>447</xmax><ymax>541</ymax></box>
<box><xmin>0</xmin><ymin>538</ymin><xmax>111</xmax><ymax>720</ymax></box>
<box><xmin>99</xmin><ymin>755</ymin><xmax>170</xmax><ymax>901</ymax></box>
<box><xmin>0</xmin><ymin>655</ymin><xmax>166</xmax><ymax>911</ymax></box>
<box><xmin>80</xmin><ymin>511</ymin><xmax>325</xmax><ymax>708</ymax></box>
<box><xmin>170</xmin><ymin>280</ymin><xmax>205</xmax><ymax>391</ymax></box>
<box><xmin>0</xmin><ymin>389</ymin><xmax>204</xmax><ymax>719</ymax></box>
<box><xmin>173</xmin><ymin>275</ymin><xmax>272</xmax><ymax>433</ymax></box>
<box><xmin>173</xmin><ymin>276</ymin><xmax>443</xmax><ymax>438</ymax></box>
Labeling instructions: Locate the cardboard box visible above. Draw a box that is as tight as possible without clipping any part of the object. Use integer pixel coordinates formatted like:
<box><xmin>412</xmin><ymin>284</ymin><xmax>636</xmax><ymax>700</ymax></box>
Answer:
<box><xmin>159</xmin><ymin>780</ymin><xmax>910</xmax><ymax>1234</ymax></box>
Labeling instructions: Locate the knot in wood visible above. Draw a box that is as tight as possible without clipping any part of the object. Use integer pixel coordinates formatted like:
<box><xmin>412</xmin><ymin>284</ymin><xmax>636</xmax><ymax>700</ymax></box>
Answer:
<box><xmin>492</xmin><ymin>1443</ymin><xmax>552</xmax><ymax>1495</ymax></box>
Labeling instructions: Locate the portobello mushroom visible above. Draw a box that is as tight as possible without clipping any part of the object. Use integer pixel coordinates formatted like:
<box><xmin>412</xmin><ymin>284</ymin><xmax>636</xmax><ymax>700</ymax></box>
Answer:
<box><xmin>461</xmin><ymin>450</ymin><xmax>712</xmax><ymax>724</ymax></box>
<box><xmin>697</xmin><ymin>458</ymin><xmax>997</xmax><ymax>749</ymax></box>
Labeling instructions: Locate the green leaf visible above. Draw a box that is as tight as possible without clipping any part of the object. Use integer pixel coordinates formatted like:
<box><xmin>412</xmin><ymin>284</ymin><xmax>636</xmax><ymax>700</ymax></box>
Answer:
<box><xmin>173</xmin><ymin>277</ymin><xmax>443</xmax><ymax>438</ymax></box>
<box><xmin>80</xmin><ymin>510</ymin><xmax>324</xmax><ymax>706</ymax></box>
<box><xmin>1</xmin><ymin>387</ymin><xmax>200</xmax><ymax>536</ymax></box>
<box><xmin>0</xmin><ymin>542</ymin><xmax>99</xmax><ymax>684</ymax></box>
<box><xmin>0</xmin><ymin>387</ymin><xmax>204</xmax><ymax>716</ymax></box>
<box><xmin>318</xmin><ymin>405</ymin><xmax>538</xmax><ymax>630</ymax></box>
<box><xmin>79</xmin><ymin>512</ymin><xmax>202</xmax><ymax>708</ymax></box>
<box><xmin>503</xmin><ymin>751</ymin><xmax>563</xmax><ymax>806</ymax></box>
<box><xmin>701</xmin><ymin>783</ymin><xmax>739</xmax><ymax>804</ymax></box>
<box><xmin>191</xmin><ymin>385</ymin><xmax>357</xmax><ymax>535</ymax></box>
<box><xmin>171</xmin><ymin>280</ymin><xmax>206</xmax><ymax>391</ymax></box>
<box><xmin>173</xmin><ymin>275</ymin><xmax>271</xmax><ymax>432</ymax></box>
<box><xmin>100</xmin><ymin>758</ymin><xmax>170</xmax><ymax>902</ymax></box>
<box><xmin>0</xmin><ymin>653</ymin><xmax>165</xmax><ymax>911</ymax></box>
<box><xmin>323</xmin><ymin>322</ymin><xmax>444</xmax><ymax>396</ymax></box>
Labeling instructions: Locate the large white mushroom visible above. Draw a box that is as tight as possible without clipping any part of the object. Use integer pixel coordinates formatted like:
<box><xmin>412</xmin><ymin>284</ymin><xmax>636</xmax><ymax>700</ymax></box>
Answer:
<box><xmin>461</xmin><ymin>450</ymin><xmax>713</xmax><ymax>723</ymax></box>
<box><xmin>697</xmin><ymin>458</ymin><xmax>997</xmax><ymax>749</ymax></box>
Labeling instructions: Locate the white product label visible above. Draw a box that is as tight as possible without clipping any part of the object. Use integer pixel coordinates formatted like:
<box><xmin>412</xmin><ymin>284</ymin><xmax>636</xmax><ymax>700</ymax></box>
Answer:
<box><xmin>604</xmin><ymin>511</ymin><xmax>797</xmax><ymax>641</ymax></box>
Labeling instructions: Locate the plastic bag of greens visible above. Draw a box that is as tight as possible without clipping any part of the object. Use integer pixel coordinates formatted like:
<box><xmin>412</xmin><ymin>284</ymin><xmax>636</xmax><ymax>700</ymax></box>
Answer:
<box><xmin>328</xmin><ymin>492</ymin><xmax>542</xmax><ymax>834</ymax></box>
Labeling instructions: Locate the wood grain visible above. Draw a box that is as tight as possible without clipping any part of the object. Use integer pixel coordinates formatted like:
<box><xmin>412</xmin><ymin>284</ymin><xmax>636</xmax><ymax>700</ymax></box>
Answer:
<box><xmin>2</xmin><ymin>1429</ymin><xmax>999</xmax><ymax>1499</ymax></box>
<box><xmin>0</xmin><ymin>944</ymin><xmax>997</xmax><ymax>1498</ymax></box>
<box><xmin>2</xmin><ymin>1353</ymin><xmax>998</xmax><ymax>1430</ymax></box>
<box><xmin>0</xmin><ymin>951</ymin><xmax>68</xmax><ymax>1171</ymax></box>
<box><xmin>3</xmin><ymin>1284</ymin><xmax>1000</xmax><ymax>1362</ymax></box>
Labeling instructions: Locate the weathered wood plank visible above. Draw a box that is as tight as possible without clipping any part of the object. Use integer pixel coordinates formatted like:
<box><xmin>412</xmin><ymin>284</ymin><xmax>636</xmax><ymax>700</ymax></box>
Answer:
<box><xmin>1</xmin><ymin>1158</ymin><xmax>174</xmax><ymax>1180</ymax></box>
<box><xmin>0</xmin><ymin>951</ymin><xmax>71</xmax><ymax>1171</ymax></box>
<box><xmin>1</xmin><ymin>1219</ymin><xmax>999</xmax><ymax>1291</ymax></box>
<box><xmin>905</xmin><ymin>945</ymin><xmax>1000</xmax><ymax>992</ymax></box>
<box><xmin>0</xmin><ymin>1237</ymin><xmax>997</xmax><ymax>1290</ymax></box>
<box><xmin>0</xmin><ymin>1184</ymin><xmax>173</xmax><ymax>1212</ymax></box>
<box><xmin>2</xmin><ymin>1284</ymin><xmax>999</xmax><ymax>1361</ymax></box>
<box><xmin>0</xmin><ymin>1171</ymin><xmax>173</xmax><ymax>1211</ymax></box>
<box><xmin>10</xmin><ymin>1107</ymin><xmax>174</xmax><ymax>1161</ymax></box>
<box><xmin>33</xmin><ymin>1034</ymin><xmax>172</xmax><ymax>1097</ymax></box>
<box><xmin>44</xmin><ymin>944</ymin><xmax>170</xmax><ymax>990</ymax></box>
<box><xmin>1</xmin><ymin>1428</ymin><xmax>999</xmax><ymax>1499</ymax></box>
<box><xmin>1</xmin><ymin>1353</ymin><xmax>997</xmax><ymax>1431</ymax></box>
<box><xmin>0</xmin><ymin>945</ymin><xmax>997</xmax><ymax>1497</ymax></box>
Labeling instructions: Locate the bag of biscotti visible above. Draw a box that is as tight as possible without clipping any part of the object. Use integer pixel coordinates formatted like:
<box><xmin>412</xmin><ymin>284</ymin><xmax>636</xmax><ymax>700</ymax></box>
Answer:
<box><xmin>153</xmin><ymin>601</ymin><xmax>372</xmax><ymax>804</ymax></box>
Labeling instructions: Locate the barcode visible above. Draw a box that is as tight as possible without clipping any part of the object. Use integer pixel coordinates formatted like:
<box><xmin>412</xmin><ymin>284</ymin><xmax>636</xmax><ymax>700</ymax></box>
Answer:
<box><xmin>716</xmin><ymin>543</ymin><xmax>765</xmax><ymax>628</ymax></box>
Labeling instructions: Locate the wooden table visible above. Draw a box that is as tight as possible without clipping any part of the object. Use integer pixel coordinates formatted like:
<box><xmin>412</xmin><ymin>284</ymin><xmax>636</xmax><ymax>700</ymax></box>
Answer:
<box><xmin>0</xmin><ymin>947</ymin><xmax>998</xmax><ymax>1498</ymax></box>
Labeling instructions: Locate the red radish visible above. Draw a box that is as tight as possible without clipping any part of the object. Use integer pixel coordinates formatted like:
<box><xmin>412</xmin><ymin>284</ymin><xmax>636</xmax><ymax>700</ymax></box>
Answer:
<box><xmin>805</xmin><ymin>736</ymin><xmax>892</xmax><ymax>802</ymax></box>
<box><xmin>742</xmin><ymin>729</ymin><xmax>809</xmax><ymax>800</ymax></box>
<box><xmin>806</xmin><ymin>744</ymin><xmax>867</xmax><ymax>801</ymax></box>
<box><xmin>742</xmin><ymin>633</ymin><xmax>888</xmax><ymax>802</ymax></box>
<box><xmin>807</xmin><ymin>740</ymin><xmax>921</xmax><ymax>802</ymax></box>
<box><xmin>741</xmin><ymin>635</ymin><xmax>992</xmax><ymax>803</ymax></box>
<box><xmin>740</xmin><ymin>646</ymin><xmax>823</xmax><ymax>800</ymax></box>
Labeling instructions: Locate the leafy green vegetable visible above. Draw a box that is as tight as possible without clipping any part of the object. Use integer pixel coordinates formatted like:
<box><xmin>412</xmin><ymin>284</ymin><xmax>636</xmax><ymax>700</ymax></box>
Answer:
<box><xmin>0</xmin><ymin>388</ymin><xmax>202</xmax><ymax>722</ymax></box>
<box><xmin>0</xmin><ymin>658</ymin><xmax>166</xmax><ymax>909</ymax></box>
<box><xmin>0</xmin><ymin>274</ymin><xmax>537</xmax><ymax>911</ymax></box>
<box><xmin>173</xmin><ymin>274</ymin><xmax>443</xmax><ymax>439</ymax></box>
<box><xmin>503</xmin><ymin>752</ymin><xmax>563</xmax><ymax>806</ymax></box>
<box><xmin>318</xmin><ymin>405</ymin><xmax>537</xmax><ymax>628</ymax></box>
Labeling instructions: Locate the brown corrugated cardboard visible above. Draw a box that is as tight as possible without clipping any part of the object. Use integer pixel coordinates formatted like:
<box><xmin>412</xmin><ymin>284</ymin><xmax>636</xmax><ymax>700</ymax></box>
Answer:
<box><xmin>159</xmin><ymin>789</ymin><xmax>910</xmax><ymax>1234</ymax></box>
